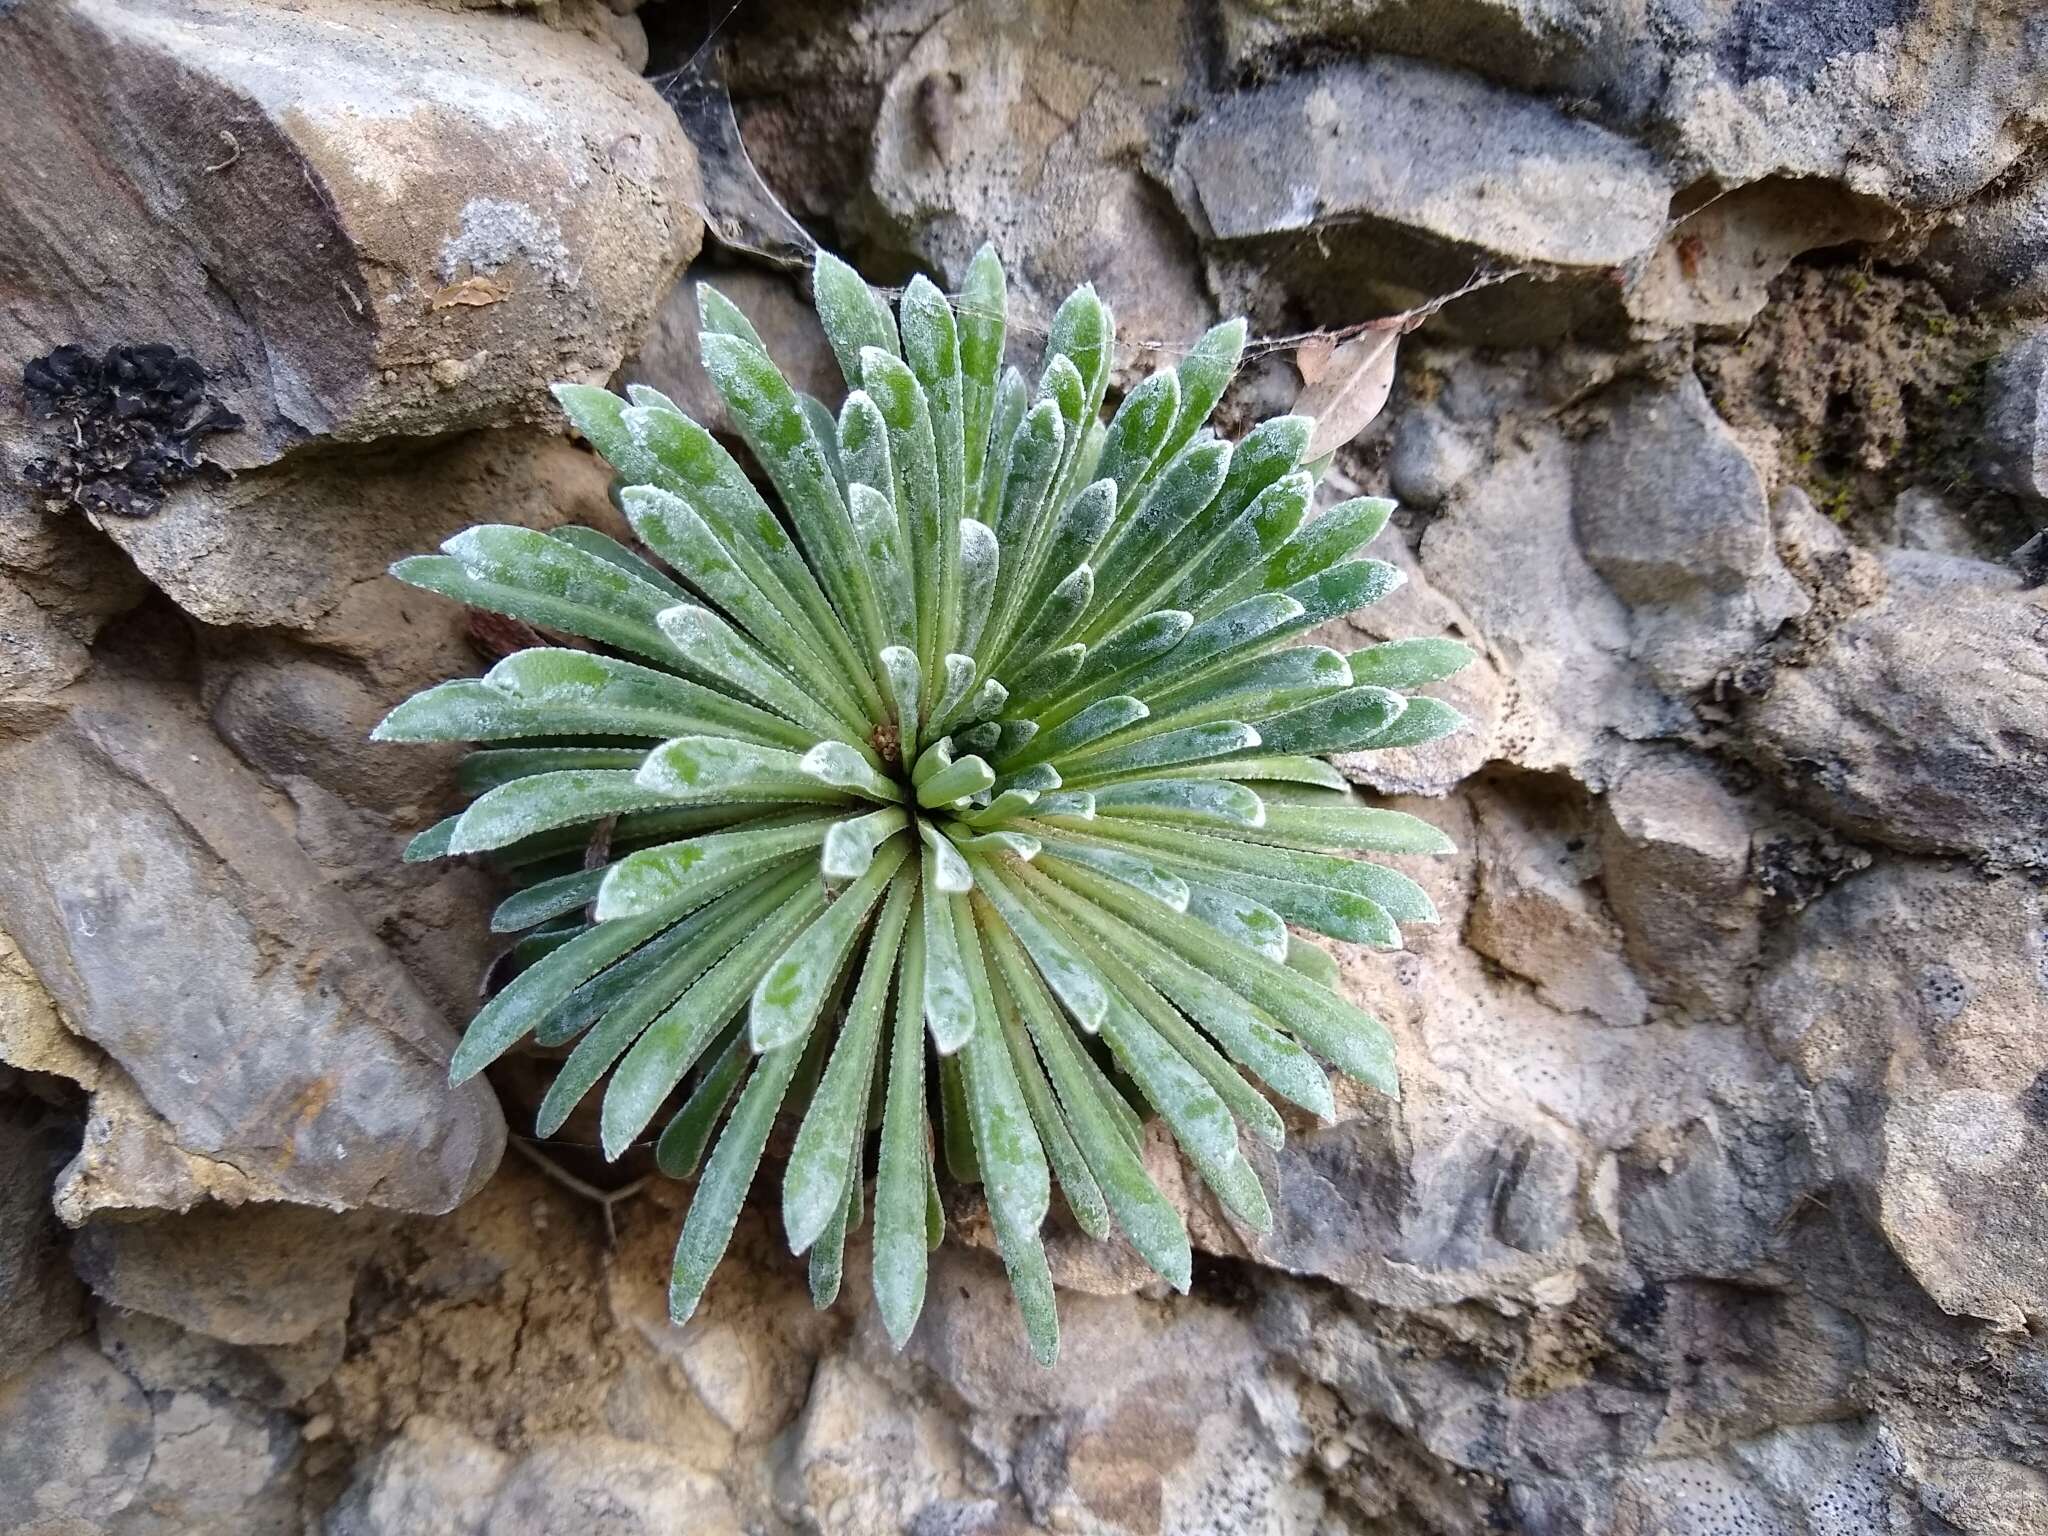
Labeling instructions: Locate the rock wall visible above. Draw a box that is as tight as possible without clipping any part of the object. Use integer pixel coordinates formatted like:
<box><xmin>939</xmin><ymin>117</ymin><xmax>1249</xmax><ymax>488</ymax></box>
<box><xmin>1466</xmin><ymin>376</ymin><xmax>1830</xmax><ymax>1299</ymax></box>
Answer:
<box><xmin>2</xmin><ymin>1</ymin><xmax>2045</xmax><ymax>1532</ymax></box>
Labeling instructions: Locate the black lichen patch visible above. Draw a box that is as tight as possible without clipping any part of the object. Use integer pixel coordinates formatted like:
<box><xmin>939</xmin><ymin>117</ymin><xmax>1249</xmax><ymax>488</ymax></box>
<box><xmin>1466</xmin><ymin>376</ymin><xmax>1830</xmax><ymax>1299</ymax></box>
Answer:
<box><xmin>23</xmin><ymin>343</ymin><xmax>243</xmax><ymax>519</ymax></box>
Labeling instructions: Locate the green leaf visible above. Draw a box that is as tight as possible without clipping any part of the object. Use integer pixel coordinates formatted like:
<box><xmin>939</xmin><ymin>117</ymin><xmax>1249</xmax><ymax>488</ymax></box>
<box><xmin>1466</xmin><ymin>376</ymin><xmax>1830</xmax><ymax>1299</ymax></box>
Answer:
<box><xmin>449</xmin><ymin>770</ymin><xmax>680</xmax><ymax>856</ymax></box>
<box><xmin>1346</xmin><ymin>695</ymin><xmax>1470</xmax><ymax>751</ymax></box>
<box><xmin>616</xmin><ymin>402</ymin><xmax>877</xmax><ymax>716</ymax></box>
<box><xmin>915</xmin><ymin>753</ymin><xmax>996</xmax><ymax>809</ymax></box>
<box><xmin>751</xmin><ymin>839</ymin><xmax>912</xmax><ymax>1051</ymax></box>
<box><xmin>697</xmin><ymin>283</ymin><xmax>768</xmax><ymax>350</ymax></box>
<box><xmin>702</xmin><ymin>331</ymin><xmax>889</xmax><ymax>676</ymax></box>
<box><xmin>820</xmin><ymin>807</ymin><xmax>911</xmax><ymax>883</ymax></box>
<box><xmin>1209</xmin><ymin>495</ymin><xmax>1393</xmax><ymax>609</ymax></box>
<box><xmin>920</xmin><ymin>856</ymin><xmax>978</xmax><ymax>1053</ymax></box>
<box><xmin>594</xmin><ymin>812</ymin><xmax>838</xmax><ymax>922</ymax></box>
<box><xmin>634</xmin><ymin>736</ymin><xmax>856</xmax><ymax>809</ymax></box>
<box><xmin>800</xmin><ymin>741</ymin><xmax>905</xmax><ymax>802</ymax></box>
<box><xmin>782</xmin><ymin>866</ymin><xmax>915</xmax><ymax>1251</ymax></box>
<box><xmin>874</xmin><ymin>916</ymin><xmax>932</xmax><ymax>1346</ymax></box>
<box><xmin>957</xmin><ymin>244</ymin><xmax>1007</xmax><ymax>488</ymax></box>
<box><xmin>955</xmin><ymin>954</ymin><xmax>1058</xmax><ymax>1366</ymax></box>
<box><xmin>901</xmin><ymin>276</ymin><xmax>966</xmax><ymax>635</ymax></box>
<box><xmin>1256</xmin><ymin>804</ymin><xmax>1455</xmax><ymax>855</ymax></box>
<box><xmin>975</xmin><ymin>367</ymin><xmax>1029</xmax><ymax>526</ymax></box>
<box><xmin>955</xmin><ymin>519</ymin><xmax>1001</xmax><ymax>661</ymax></box>
<box><xmin>537</xmin><ymin>868</ymin><xmax>803</xmax><ymax>1135</ymax></box>
<box><xmin>1248</xmin><ymin>686</ymin><xmax>1408</xmax><ymax>756</ymax></box>
<box><xmin>1159</xmin><ymin>318</ymin><xmax>1246</xmax><ymax>469</ymax></box>
<box><xmin>654</xmin><ymin>604</ymin><xmax>861</xmax><ymax>745</ymax></box>
<box><xmin>1086</xmin><ymin>438</ymin><xmax>1231</xmax><ymax>635</ymax></box>
<box><xmin>1347</xmin><ymin>636</ymin><xmax>1476</xmax><ymax>688</ymax></box>
<box><xmin>1058</xmin><ymin>720</ymin><xmax>1261</xmax><ymax>785</ymax></box>
<box><xmin>450</xmin><ymin>912</ymin><xmax>671</xmax><ymax>1083</ymax></box>
<box><xmin>460</xmin><ymin>746</ymin><xmax>648</xmax><ymax>795</ymax></box>
<box><xmin>1092</xmin><ymin>777</ymin><xmax>1265</xmax><ymax>832</ymax></box>
<box><xmin>491</xmin><ymin>866</ymin><xmax>605</xmax><ymax>933</ymax></box>
<box><xmin>1039</xmin><ymin>857</ymin><xmax>1397</xmax><ymax>1094</ymax></box>
<box><xmin>989</xmin><ymin>963</ymin><xmax>1109</xmax><ymax>1240</ymax></box>
<box><xmin>984</xmin><ymin>920</ymin><xmax>1190</xmax><ymax>1287</ymax></box>
<box><xmin>653</xmin><ymin>1026</ymin><xmax>750</xmax><ymax>1179</ymax></box>
<box><xmin>969</xmin><ymin>857</ymin><xmax>1109</xmax><ymax>1031</ymax></box>
<box><xmin>547</xmin><ymin>525</ymin><xmax>689</xmax><ymax>600</ymax></box>
<box><xmin>604</xmin><ymin>884</ymin><xmax>825</xmax><ymax>1158</ymax></box>
<box><xmin>814</xmin><ymin>248</ymin><xmax>901</xmax><ymax>389</ymax></box>
<box><xmin>668</xmin><ymin>1036</ymin><xmax>805</xmax><ymax>1325</ymax></box>
<box><xmin>1095</xmin><ymin>370</ymin><xmax>1181</xmax><ymax>528</ymax></box>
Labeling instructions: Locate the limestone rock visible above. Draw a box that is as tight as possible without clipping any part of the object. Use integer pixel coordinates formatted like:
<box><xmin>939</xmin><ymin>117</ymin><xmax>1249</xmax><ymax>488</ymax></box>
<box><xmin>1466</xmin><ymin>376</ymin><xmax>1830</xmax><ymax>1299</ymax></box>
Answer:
<box><xmin>1744</xmin><ymin>552</ymin><xmax>2048</xmax><ymax>865</ymax></box>
<box><xmin>97</xmin><ymin>1306</ymin><xmax>344</xmax><ymax>1411</ymax></box>
<box><xmin>1417</xmin><ymin>431</ymin><xmax>1674</xmax><ymax>777</ymax></box>
<box><xmin>99</xmin><ymin>430</ymin><xmax>618</xmax><ymax>666</ymax></box>
<box><xmin>109</xmin><ymin>1390</ymin><xmax>303</xmax><ymax>1536</ymax></box>
<box><xmin>1219</xmin><ymin>0</ymin><xmax>2048</xmax><ymax>212</ymax></box>
<box><xmin>325</xmin><ymin>1420</ymin><xmax>739</xmax><ymax>1536</ymax></box>
<box><xmin>322</xmin><ymin>1417</ymin><xmax>512</xmax><ymax>1536</ymax></box>
<box><xmin>72</xmin><ymin>1202</ymin><xmax>382</xmax><ymax>1349</ymax></box>
<box><xmin>0</xmin><ymin>685</ymin><xmax>503</xmax><ymax>1221</ymax></box>
<box><xmin>0</xmin><ymin>1110</ymin><xmax>88</xmax><ymax>1383</ymax></box>
<box><xmin>1175</xmin><ymin>56</ymin><xmax>1672</xmax><ymax>341</ymax></box>
<box><xmin>1</xmin><ymin>0</ymin><xmax>700</xmax><ymax>468</ymax></box>
<box><xmin>860</xmin><ymin>0</ymin><xmax>1214</xmax><ymax>358</ymax></box>
<box><xmin>1624</xmin><ymin>179</ymin><xmax>1896</xmax><ymax>333</ymax></box>
<box><xmin>1980</xmin><ymin>328</ymin><xmax>2048</xmax><ymax>504</ymax></box>
<box><xmin>1466</xmin><ymin>778</ymin><xmax>1648</xmax><ymax>1028</ymax></box>
<box><xmin>1597</xmin><ymin>753</ymin><xmax>1761</xmax><ymax>1021</ymax></box>
<box><xmin>1573</xmin><ymin>374</ymin><xmax>1808</xmax><ymax>695</ymax></box>
<box><xmin>1759</xmin><ymin>860</ymin><xmax>2048</xmax><ymax>1330</ymax></box>
<box><xmin>0</xmin><ymin>1341</ymin><xmax>153</xmax><ymax>1535</ymax></box>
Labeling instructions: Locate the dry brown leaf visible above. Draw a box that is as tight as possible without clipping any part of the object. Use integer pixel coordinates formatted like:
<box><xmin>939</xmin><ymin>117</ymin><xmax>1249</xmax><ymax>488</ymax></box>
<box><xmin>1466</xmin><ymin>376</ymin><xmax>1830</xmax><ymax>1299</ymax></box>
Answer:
<box><xmin>432</xmin><ymin>276</ymin><xmax>512</xmax><ymax>309</ymax></box>
<box><xmin>1294</xmin><ymin>334</ymin><xmax>1336</xmax><ymax>385</ymax></box>
<box><xmin>1294</xmin><ymin>328</ymin><xmax>1400</xmax><ymax>461</ymax></box>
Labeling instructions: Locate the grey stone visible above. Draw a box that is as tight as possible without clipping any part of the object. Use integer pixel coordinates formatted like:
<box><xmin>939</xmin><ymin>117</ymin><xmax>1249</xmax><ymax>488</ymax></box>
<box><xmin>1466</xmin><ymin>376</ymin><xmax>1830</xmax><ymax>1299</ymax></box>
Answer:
<box><xmin>0</xmin><ymin>1109</ymin><xmax>87</xmax><ymax>1382</ymax></box>
<box><xmin>1465</xmin><ymin>777</ymin><xmax>1648</xmax><ymax>1028</ymax></box>
<box><xmin>1758</xmin><ymin>860</ymin><xmax>2048</xmax><ymax>1331</ymax></box>
<box><xmin>97</xmin><ymin>1306</ymin><xmax>343</xmax><ymax>1410</ymax></box>
<box><xmin>485</xmin><ymin>1440</ymin><xmax>739</xmax><ymax>1536</ymax></box>
<box><xmin>0</xmin><ymin>1341</ymin><xmax>153</xmax><ymax>1535</ymax></box>
<box><xmin>858</xmin><ymin>0</ymin><xmax>1215</xmax><ymax>361</ymax></box>
<box><xmin>73</xmin><ymin>1202</ymin><xmax>381</xmax><ymax>1348</ymax></box>
<box><xmin>1624</xmin><ymin>178</ymin><xmax>1896</xmax><ymax>333</ymax></box>
<box><xmin>323</xmin><ymin>1420</ymin><xmax>739</xmax><ymax>1536</ymax></box>
<box><xmin>1386</xmin><ymin>407</ymin><xmax>1481</xmax><ymax>511</ymax></box>
<box><xmin>1925</xmin><ymin>162</ymin><xmax>2048</xmax><ymax>315</ymax></box>
<box><xmin>1174</xmin><ymin>56</ymin><xmax>1672</xmax><ymax>341</ymax></box>
<box><xmin>323</xmin><ymin>1417</ymin><xmax>509</xmax><ymax>1536</ymax></box>
<box><xmin>107</xmin><ymin>1390</ymin><xmax>302</xmax><ymax>1536</ymax></box>
<box><xmin>1744</xmin><ymin>551</ymin><xmax>2048</xmax><ymax>865</ymax></box>
<box><xmin>1219</xmin><ymin>0</ymin><xmax>2048</xmax><ymax>213</ymax></box>
<box><xmin>1573</xmin><ymin>374</ymin><xmax>1808</xmax><ymax>694</ymax></box>
<box><xmin>101</xmin><ymin>430</ymin><xmax>619</xmax><ymax>670</ymax></box>
<box><xmin>1980</xmin><ymin>328</ymin><xmax>2048</xmax><ymax>504</ymax></box>
<box><xmin>1597</xmin><ymin>752</ymin><xmax>1760</xmax><ymax>1021</ymax></box>
<box><xmin>0</xmin><ymin>684</ymin><xmax>503</xmax><ymax>1221</ymax></box>
<box><xmin>1417</xmin><ymin>430</ymin><xmax>1673</xmax><ymax>777</ymax></box>
<box><xmin>0</xmin><ymin>0</ymin><xmax>700</xmax><ymax>469</ymax></box>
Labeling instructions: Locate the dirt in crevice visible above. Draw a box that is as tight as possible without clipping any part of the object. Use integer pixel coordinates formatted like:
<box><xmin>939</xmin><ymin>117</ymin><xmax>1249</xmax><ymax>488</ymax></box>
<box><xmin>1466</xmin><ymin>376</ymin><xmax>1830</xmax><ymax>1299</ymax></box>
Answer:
<box><xmin>1697</xmin><ymin>260</ymin><xmax>2033</xmax><ymax>555</ymax></box>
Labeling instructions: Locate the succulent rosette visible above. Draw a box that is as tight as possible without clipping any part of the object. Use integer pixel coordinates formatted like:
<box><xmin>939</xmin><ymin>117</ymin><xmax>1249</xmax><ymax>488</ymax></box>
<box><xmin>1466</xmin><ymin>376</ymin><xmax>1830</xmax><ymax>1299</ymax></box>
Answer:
<box><xmin>376</xmin><ymin>246</ymin><xmax>1470</xmax><ymax>1362</ymax></box>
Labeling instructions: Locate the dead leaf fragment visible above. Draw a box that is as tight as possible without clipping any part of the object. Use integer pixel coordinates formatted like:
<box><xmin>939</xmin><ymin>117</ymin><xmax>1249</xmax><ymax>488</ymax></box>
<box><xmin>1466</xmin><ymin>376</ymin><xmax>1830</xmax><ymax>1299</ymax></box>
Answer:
<box><xmin>1295</xmin><ymin>328</ymin><xmax>1400</xmax><ymax>462</ymax></box>
<box><xmin>432</xmin><ymin>276</ymin><xmax>512</xmax><ymax>309</ymax></box>
<box><xmin>1295</xmin><ymin>334</ymin><xmax>1336</xmax><ymax>385</ymax></box>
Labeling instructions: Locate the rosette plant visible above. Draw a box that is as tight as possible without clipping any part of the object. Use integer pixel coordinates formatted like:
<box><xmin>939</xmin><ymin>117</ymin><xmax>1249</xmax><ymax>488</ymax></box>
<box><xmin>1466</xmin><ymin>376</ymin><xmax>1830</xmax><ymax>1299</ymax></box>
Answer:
<box><xmin>376</xmin><ymin>247</ymin><xmax>1470</xmax><ymax>1364</ymax></box>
